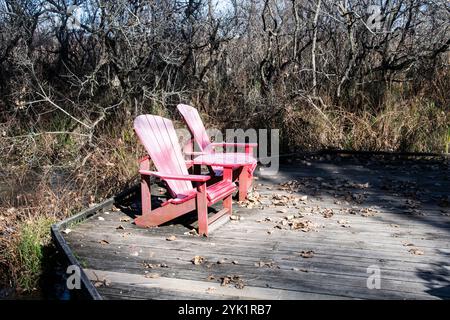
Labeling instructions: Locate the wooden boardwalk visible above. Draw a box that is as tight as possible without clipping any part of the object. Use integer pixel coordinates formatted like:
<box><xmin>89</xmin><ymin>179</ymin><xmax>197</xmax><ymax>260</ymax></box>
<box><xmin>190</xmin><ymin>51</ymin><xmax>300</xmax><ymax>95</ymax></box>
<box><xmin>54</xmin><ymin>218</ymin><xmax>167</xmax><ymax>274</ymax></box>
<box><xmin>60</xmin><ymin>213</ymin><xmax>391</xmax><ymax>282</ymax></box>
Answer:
<box><xmin>62</xmin><ymin>154</ymin><xmax>450</xmax><ymax>300</ymax></box>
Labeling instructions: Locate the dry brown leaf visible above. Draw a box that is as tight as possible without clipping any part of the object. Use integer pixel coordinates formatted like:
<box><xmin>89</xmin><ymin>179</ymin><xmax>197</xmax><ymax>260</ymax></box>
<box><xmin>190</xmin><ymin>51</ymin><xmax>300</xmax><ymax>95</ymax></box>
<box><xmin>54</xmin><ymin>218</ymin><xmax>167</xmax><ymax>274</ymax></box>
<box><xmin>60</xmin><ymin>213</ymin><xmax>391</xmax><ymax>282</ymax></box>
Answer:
<box><xmin>300</xmin><ymin>250</ymin><xmax>315</xmax><ymax>258</ymax></box>
<box><xmin>192</xmin><ymin>255</ymin><xmax>206</xmax><ymax>265</ymax></box>
<box><xmin>93</xmin><ymin>279</ymin><xmax>111</xmax><ymax>287</ymax></box>
<box><xmin>184</xmin><ymin>229</ymin><xmax>198</xmax><ymax>236</ymax></box>
<box><xmin>291</xmin><ymin>219</ymin><xmax>316</xmax><ymax>232</ymax></box>
<box><xmin>220</xmin><ymin>275</ymin><xmax>245</xmax><ymax>289</ymax></box>
<box><xmin>322</xmin><ymin>208</ymin><xmax>334</xmax><ymax>218</ymax></box>
<box><xmin>255</xmin><ymin>260</ymin><xmax>277</xmax><ymax>268</ymax></box>
<box><xmin>337</xmin><ymin>220</ymin><xmax>350</xmax><ymax>227</ymax></box>
<box><xmin>120</xmin><ymin>217</ymin><xmax>131</xmax><ymax>222</ymax></box>
<box><xmin>206</xmin><ymin>287</ymin><xmax>216</xmax><ymax>293</ymax></box>
<box><xmin>145</xmin><ymin>273</ymin><xmax>161</xmax><ymax>279</ymax></box>
<box><xmin>166</xmin><ymin>235</ymin><xmax>177</xmax><ymax>241</ymax></box>
<box><xmin>99</xmin><ymin>239</ymin><xmax>109</xmax><ymax>245</ymax></box>
<box><xmin>409</xmin><ymin>248</ymin><xmax>424</xmax><ymax>255</ymax></box>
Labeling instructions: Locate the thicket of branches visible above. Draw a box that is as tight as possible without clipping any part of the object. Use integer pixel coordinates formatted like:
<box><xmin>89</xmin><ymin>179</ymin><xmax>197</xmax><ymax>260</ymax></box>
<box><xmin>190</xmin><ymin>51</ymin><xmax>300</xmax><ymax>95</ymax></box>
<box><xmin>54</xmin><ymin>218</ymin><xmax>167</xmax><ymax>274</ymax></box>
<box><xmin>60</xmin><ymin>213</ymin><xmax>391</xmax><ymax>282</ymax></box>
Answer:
<box><xmin>0</xmin><ymin>0</ymin><xmax>449</xmax><ymax>152</ymax></box>
<box><xmin>0</xmin><ymin>0</ymin><xmax>449</xmax><ymax>294</ymax></box>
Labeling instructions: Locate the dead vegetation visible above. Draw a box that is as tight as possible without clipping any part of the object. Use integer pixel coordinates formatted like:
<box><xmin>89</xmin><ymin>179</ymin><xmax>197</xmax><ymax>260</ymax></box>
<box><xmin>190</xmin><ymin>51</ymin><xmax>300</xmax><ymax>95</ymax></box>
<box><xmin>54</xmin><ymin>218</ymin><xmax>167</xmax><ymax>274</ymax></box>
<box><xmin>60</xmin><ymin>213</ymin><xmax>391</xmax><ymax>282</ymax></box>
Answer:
<box><xmin>0</xmin><ymin>0</ymin><xmax>449</xmax><ymax>296</ymax></box>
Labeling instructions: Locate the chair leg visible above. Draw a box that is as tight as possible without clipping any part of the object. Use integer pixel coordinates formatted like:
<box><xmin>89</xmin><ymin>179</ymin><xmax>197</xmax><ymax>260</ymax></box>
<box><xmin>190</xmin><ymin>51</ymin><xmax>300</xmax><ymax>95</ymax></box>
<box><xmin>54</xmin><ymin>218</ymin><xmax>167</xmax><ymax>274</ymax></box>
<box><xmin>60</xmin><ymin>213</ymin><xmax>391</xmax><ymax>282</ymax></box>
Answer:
<box><xmin>141</xmin><ymin>175</ymin><xmax>152</xmax><ymax>215</ymax></box>
<box><xmin>246</xmin><ymin>170</ymin><xmax>253</xmax><ymax>194</ymax></box>
<box><xmin>224</xmin><ymin>194</ymin><xmax>232</xmax><ymax>216</ymax></box>
<box><xmin>238</xmin><ymin>166</ymin><xmax>249</xmax><ymax>202</ymax></box>
<box><xmin>196</xmin><ymin>183</ymin><xmax>208</xmax><ymax>236</ymax></box>
<box><xmin>140</xmin><ymin>158</ymin><xmax>152</xmax><ymax>215</ymax></box>
<box><xmin>223</xmin><ymin>167</ymin><xmax>233</xmax><ymax>212</ymax></box>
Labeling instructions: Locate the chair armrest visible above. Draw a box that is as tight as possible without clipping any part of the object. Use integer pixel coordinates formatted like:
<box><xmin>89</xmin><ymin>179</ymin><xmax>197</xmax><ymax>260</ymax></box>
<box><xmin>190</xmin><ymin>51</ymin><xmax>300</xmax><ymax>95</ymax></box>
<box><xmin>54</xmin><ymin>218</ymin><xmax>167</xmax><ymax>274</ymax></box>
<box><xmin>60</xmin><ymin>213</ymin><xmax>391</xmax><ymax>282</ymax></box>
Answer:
<box><xmin>184</xmin><ymin>151</ymin><xmax>208</xmax><ymax>156</ymax></box>
<box><xmin>208</xmin><ymin>142</ymin><xmax>257</xmax><ymax>155</ymax></box>
<box><xmin>139</xmin><ymin>170</ymin><xmax>211</xmax><ymax>182</ymax></box>
<box><xmin>210</xmin><ymin>142</ymin><xmax>258</xmax><ymax>148</ymax></box>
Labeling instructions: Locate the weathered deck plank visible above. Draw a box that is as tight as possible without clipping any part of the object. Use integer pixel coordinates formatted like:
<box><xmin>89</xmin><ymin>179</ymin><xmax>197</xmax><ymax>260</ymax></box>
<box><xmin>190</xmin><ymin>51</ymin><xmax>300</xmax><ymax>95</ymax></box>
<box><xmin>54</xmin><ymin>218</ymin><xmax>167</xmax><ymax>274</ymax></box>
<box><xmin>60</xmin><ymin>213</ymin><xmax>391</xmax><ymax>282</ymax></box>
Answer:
<box><xmin>62</xmin><ymin>156</ymin><xmax>450</xmax><ymax>300</ymax></box>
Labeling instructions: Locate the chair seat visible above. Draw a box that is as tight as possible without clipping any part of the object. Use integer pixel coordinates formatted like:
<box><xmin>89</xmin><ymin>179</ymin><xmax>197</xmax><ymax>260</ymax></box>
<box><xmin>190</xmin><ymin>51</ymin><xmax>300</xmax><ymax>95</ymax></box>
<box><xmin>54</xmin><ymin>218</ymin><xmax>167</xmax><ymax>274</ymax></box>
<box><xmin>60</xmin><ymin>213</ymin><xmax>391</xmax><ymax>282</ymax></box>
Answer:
<box><xmin>212</xmin><ymin>155</ymin><xmax>257</xmax><ymax>177</ymax></box>
<box><xmin>206</xmin><ymin>180</ymin><xmax>237</xmax><ymax>204</ymax></box>
<box><xmin>162</xmin><ymin>180</ymin><xmax>236</xmax><ymax>207</ymax></box>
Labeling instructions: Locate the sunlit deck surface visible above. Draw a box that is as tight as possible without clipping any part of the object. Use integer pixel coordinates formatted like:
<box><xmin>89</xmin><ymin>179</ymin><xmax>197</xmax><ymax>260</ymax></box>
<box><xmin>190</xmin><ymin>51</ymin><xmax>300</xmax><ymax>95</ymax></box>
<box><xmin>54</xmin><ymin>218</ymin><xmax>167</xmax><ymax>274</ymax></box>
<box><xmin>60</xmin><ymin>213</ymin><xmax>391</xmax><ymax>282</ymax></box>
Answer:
<box><xmin>62</xmin><ymin>154</ymin><xmax>450</xmax><ymax>300</ymax></box>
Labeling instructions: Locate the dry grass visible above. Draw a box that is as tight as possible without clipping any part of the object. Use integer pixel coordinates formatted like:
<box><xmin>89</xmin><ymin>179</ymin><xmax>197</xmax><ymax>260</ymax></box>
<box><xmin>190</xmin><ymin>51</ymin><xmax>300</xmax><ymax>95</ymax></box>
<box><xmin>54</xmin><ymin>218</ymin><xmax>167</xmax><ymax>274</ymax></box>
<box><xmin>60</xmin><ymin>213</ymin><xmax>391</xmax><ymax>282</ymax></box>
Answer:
<box><xmin>0</xmin><ymin>124</ymin><xmax>142</xmax><ymax>294</ymax></box>
<box><xmin>272</xmin><ymin>96</ymin><xmax>449</xmax><ymax>153</ymax></box>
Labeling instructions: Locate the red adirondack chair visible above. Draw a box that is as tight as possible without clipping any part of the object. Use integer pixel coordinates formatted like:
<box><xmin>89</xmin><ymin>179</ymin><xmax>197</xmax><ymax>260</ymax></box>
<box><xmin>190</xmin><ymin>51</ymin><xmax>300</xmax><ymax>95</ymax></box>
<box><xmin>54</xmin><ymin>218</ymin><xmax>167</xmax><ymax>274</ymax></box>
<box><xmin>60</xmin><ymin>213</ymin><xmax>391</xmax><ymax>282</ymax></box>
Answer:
<box><xmin>133</xmin><ymin>115</ymin><xmax>236</xmax><ymax>236</ymax></box>
<box><xmin>177</xmin><ymin>104</ymin><xmax>257</xmax><ymax>201</ymax></box>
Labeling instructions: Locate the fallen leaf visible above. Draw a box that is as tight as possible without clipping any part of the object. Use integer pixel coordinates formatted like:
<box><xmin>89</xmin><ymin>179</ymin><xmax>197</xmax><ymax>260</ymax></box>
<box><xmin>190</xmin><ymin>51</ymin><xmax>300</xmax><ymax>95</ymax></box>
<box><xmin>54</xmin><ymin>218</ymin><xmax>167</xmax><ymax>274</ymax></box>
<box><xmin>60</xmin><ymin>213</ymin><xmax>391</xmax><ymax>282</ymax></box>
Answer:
<box><xmin>144</xmin><ymin>273</ymin><xmax>161</xmax><ymax>279</ymax></box>
<box><xmin>221</xmin><ymin>276</ymin><xmax>230</xmax><ymax>286</ymax></box>
<box><xmin>337</xmin><ymin>220</ymin><xmax>350</xmax><ymax>228</ymax></box>
<box><xmin>99</xmin><ymin>239</ymin><xmax>109</xmax><ymax>245</ymax></box>
<box><xmin>360</xmin><ymin>207</ymin><xmax>378</xmax><ymax>217</ymax></box>
<box><xmin>120</xmin><ymin>217</ymin><xmax>131</xmax><ymax>222</ymax></box>
<box><xmin>409</xmin><ymin>248</ymin><xmax>424</xmax><ymax>255</ymax></box>
<box><xmin>322</xmin><ymin>208</ymin><xmax>334</xmax><ymax>218</ymax></box>
<box><xmin>220</xmin><ymin>275</ymin><xmax>245</xmax><ymax>289</ymax></box>
<box><xmin>116</xmin><ymin>225</ymin><xmax>124</xmax><ymax>230</ymax></box>
<box><xmin>62</xmin><ymin>228</ymin><xmax>72</xmax><ymax>234</ymax></box>
<box><xmin>290</xmin><ymin>219</ymin><xmax>317</xmax><ymax>232</ymax></box>
<box><xmin>166</xmin><ymin>235</ymin><xmax>177</xmax><ymax>241</ymax></box>
<box><xmin>184</xmin><ymin>229</ymin><xmax>198</xmax><ymax>236</ymax></box>
<box><xmin>255</xmin><ymin>260</ymin><xmax>277</xmax><ymax>268</ymax></box>
<box><xmin>299</xmin><ymin>250</ymin><xmax>315</xmax><ymax>258</ymax></box>
<box><xmin>143</xmin><ymin>262</ymin><xmax>158</xmax><ymax>269</ymax></box>
<box><xmin>192</xmin><ymin>255</ymin><xmax>206</xmax><ymax>265</ymax></box>
<box><xmin>93</xmin><ymin>279</ymin><xmax>111</xmax><ymax>287</ymax></box>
